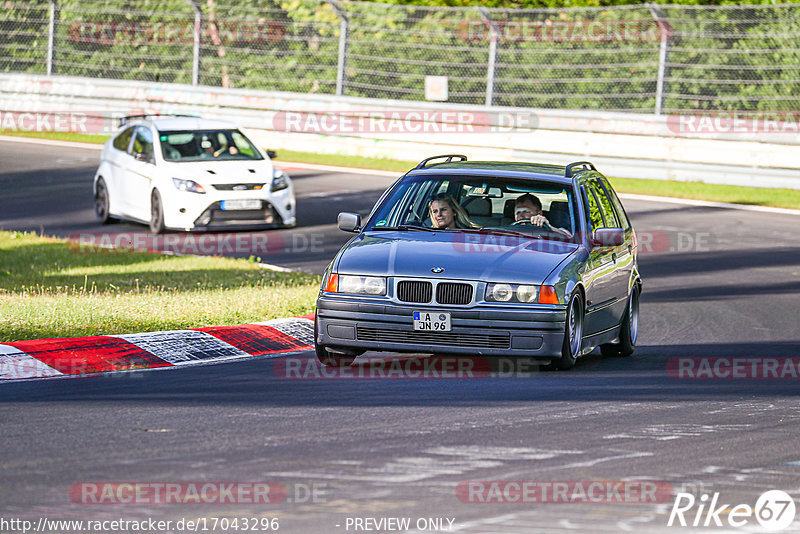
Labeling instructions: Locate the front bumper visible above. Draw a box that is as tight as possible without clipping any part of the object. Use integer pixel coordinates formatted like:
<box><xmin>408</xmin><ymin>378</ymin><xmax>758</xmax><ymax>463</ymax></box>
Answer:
<box><xmin>316</xmin><ymin>295</ymin><xmax>567</xmax><ymax>358</ymax></box>
<box><xmin>162</xmin><ymin>185</ymin><xmax>296</xmax><ymax>231</ymax></box>
<box><xmin>191</xmin><ymin>199</ymin><xmax>292</xmax><ymax>230</ymax></box>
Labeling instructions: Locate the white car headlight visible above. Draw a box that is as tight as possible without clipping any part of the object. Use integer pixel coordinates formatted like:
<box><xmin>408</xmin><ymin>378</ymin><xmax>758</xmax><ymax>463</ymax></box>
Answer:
<box><xmin>338</xmin><ymin>275</ymin><xmax>387</xmax><ymax>296</ymax></box>
<box><xmin>486</xmin><ymin>283</ymin><xmax>539</xmax><ymax>303</ymax></box>
<box><xmin>172</xmin><ymin>177</ymin><xmax>206</xmax><ymax>194</ymax></box>
<box><xmin>271</xmin><ymin>168</ymin><xmax>289</xmax><ymax>192</ymax></box>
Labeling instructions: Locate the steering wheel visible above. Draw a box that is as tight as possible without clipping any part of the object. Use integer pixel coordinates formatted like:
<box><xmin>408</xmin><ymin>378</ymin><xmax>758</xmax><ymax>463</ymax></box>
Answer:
<box><xmin>511</xmin><ymin>219</ymin><xmax>532</xmax><ymax>225</ymax></box>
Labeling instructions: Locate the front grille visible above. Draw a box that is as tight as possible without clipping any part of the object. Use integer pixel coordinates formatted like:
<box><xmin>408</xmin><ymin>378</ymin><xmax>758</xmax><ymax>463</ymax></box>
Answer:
<box><xmin>209</xmin><ymin>209</ymin><xmax>268</xmax><ymax>222</ymax></box>
<box><xmin>194</xmin><ymin>202</ymin><xmax>282</xmax><ymax>227</ymax></box>
<box><xmin>436</xmin><ymin>282</ymin><xmax>473</xmax><ymax>305</ymax></box>
<box><xmin>358</xmin><ymin>327</ymin><xmax>509</xmax><ymax>349</ymax></box>
<box><xmin>212</xmin><ymin>183</ymin><xmax>265</xmax><ymax>191</ymax></box>
<box><xmin>397</xmin><ymin>281</ymin><xmax>432</xmax><ymax>303</ymax></box>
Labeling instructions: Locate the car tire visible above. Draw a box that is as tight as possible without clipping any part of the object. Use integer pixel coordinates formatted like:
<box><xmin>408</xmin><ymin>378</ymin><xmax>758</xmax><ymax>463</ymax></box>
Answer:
<box><xmin>314</xmin><ymin>316</ymin><xmax>357</xmax><ymax>367</ymax></box>
<box><xmin>552</xmin><ymin>290</ymin><xmax>584</xmax><ymax>370</ymax></box>
<box><xmin>94</xmin><ymin>178</ymin><xmax>115</xmax><ymax>224</ymax></box>
<box><xmin>149</xmin><ymin>190</ymin><xmax>165</xmax><ymax>234</ymax></box>
<box><xmin>601</xmin><ymin>284</ymin><xmax>640</xmax><ymax>358</ymax></box>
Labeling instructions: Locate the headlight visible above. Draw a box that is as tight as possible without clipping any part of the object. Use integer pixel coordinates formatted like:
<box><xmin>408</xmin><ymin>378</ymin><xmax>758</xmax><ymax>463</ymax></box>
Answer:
<box><xmin>336</xmin><ymin>275</ymin><xmax>387</xmax><ymax>296</ymax></box>
<box><xmin>172</xmin><ymin>177</ymin><xmax>206</xmax><ymax>194</ymax></box>
<box><xmin>516</xmin><ymin>285</ymin><xmax>538</xmax><ymax>303</ymax></box>
<box><xmin>488</xmin><ymin>283</ymin><xmax>513</xmax><ymax>302</ymax></box>
<box><xmin>486</xmin><ymin>283</ymin><xmax>540</xmax><ymax>303</ymax></box>
<box><xmin>271</xmin><ymin>168</ymin><xmax>289</xmax><ymax>192</ymax></box>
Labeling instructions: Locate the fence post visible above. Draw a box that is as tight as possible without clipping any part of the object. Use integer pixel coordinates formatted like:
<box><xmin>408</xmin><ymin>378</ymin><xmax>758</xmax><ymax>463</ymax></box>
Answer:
<box><xmin>326</xmin><ymin>0</ymin><xmax>349</xmax><ymax>96</ymax></box>
<box><xmin>478</xmin><ymin>7</ymin><xmax>498</xmax><ymax>107</ymax></box>
<box><xmin>187</xmin><ymin>0</ymin><xmax>202</xmax><ymax>86</ymax></box>
<box><xmin>648</xmin><ymin>3</ymin><xmax>670</xmax><ymax>115</ymax></box>
<box><xmin>46</xmin><ymin>0</ymin><xmax>57</xmax><ymax>75</ymax></box>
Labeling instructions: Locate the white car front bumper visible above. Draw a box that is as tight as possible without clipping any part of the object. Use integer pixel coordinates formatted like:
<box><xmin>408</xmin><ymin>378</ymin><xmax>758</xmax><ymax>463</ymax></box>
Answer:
<box><xmin>162</xmin><ymin>183</ymin><xmax>296</xmax><ymax>231</ymax></box>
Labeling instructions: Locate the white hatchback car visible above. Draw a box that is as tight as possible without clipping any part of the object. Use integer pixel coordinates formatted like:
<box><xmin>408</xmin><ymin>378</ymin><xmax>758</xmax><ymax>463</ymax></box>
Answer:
<box><xmin>93</xmin><ymin>115</ymin><xmax>296</xmax><ymax>233</ymax></box>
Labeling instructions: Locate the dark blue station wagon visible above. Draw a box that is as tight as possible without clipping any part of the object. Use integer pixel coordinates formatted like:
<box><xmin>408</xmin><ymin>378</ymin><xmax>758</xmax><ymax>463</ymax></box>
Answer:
<box><xmin>315</xmin><ymin>155</ymin><xmax>642</xmax><ymax>370</ymax></box>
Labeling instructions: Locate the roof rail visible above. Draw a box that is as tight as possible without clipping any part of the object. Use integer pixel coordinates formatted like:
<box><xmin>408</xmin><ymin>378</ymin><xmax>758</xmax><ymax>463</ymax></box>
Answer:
<box><xmin>415</xmin><ymin>154</ymin><xmax>467</xmax><ymax>170</ymax></box>
<box><xmin>565</xmin><ymin>161</ymin><xmax>596</xmax><ymax>178</ymax></box>
<box><xmin>119</xmin><ymin>113</ymin><xmax>198</xmax><ymax>126</ymax></box>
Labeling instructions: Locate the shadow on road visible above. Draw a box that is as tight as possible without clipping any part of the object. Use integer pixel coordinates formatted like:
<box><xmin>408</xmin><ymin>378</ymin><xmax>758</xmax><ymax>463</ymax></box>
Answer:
<box><xmin>4</xmin><ymin>340</ymin><xmax>800</xmax><ymax>404</ymax></box>
<box><xmin>639</xmin><ymin>247</ymin><xmax>800</xmax><ymax>279</ymax></box>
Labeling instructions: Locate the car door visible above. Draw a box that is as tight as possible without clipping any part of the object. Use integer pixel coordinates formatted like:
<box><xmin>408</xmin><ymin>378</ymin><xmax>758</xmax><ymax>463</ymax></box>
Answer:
<box><xmin>589</xmin><ymin>179</ymin><xmax>631</xmax><ymax>328</ymax></box>
<box><xmin>580</xmin><ymin>180</ymin><xmax>618</xmax><ymax>335</ymax></box>
<box><xmin>106</xmin><ymin>126</ymin><xmax>136</xmax><ymax>214</ymax></box>
<box><xmin>123</xmin><ymin>126</ymin><xmax>156</xmax><ymax>222</ymax></box>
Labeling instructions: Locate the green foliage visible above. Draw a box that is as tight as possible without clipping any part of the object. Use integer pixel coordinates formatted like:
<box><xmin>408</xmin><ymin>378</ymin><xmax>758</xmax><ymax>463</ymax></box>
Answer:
<box><xmin>2</xmin><ymin>0</ymin><xmax>798</xmax><ymax>112</ymax></box>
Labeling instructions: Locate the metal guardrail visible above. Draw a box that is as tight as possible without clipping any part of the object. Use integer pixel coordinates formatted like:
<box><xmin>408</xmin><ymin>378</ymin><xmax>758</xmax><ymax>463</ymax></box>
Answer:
<box><xmin>1</xmin><ymin>73</ymin><xmax>799</xmax><ymax>190</ymax></box>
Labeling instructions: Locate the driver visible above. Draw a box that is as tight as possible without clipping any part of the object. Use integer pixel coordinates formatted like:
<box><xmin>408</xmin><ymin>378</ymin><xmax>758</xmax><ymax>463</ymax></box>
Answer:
<box><xmin>514</xmin><ymin>193</ymin><xmax>572</xmax><ymax>239</ymax></box>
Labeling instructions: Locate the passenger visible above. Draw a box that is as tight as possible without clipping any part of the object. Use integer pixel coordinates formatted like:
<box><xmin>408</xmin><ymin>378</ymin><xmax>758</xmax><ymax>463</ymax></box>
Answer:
<box><xmin>514</xmin><ymin>193</ymin><xmax>572</xmax><ymax>239</ymax></box>
<box><xmin>200</xmin><ymin>137</ymin><xmax>215</xmax><ymax>156</ymax></box>
<box><xmin>429</xmin><ymin>194</ymin><xmax>476</xmax><ymax>229</ymax></box>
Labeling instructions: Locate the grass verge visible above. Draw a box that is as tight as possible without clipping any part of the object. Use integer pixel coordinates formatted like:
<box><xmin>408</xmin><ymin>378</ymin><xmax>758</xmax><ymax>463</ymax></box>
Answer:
<box><xmin>278</xmin><ymin>149</ymin><xmax>417</xmax><ymax>173</ymax></box>
<box><xmin>2</xmin><ymin>130</ymin><xmax>799</xmax><ymax>209</ymax></box>
<box><xmin>608</xmin><ymin>177</ymin><xmax>800</xmax><ymax>210</ymax></box>
<box><xmin>0</xmin><ymin>231</ymin><xmax>320</xmax><ymax>341</ymax></box>
<box><xmin>0</xmin><ymin>129</ymin><xmax>109</xmax><ymax>145</ymax></box>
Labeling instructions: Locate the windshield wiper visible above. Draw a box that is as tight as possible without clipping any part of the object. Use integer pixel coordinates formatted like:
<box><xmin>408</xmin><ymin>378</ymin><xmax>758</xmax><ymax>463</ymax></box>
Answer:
<box><xmin>465</xmin><ymin>227</ymin><xmax>540</xmax><ymax>239</ymax></box>
<box><xmin>370</xmin><ymin>224</ymin><xmax>437</xmax><ymax>232</ymax></box>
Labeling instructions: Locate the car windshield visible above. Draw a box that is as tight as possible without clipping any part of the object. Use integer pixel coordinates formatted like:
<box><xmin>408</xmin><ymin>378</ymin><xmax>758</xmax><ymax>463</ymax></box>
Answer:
<box><xmin>367</xmin><ymin>175</ymin><xmax>578</xmax><ymax>242</ymax></box>
<box><xmin>159</xmin><ymin>129</ymin><xmax>264</xmax><ymax>162</ymax></box>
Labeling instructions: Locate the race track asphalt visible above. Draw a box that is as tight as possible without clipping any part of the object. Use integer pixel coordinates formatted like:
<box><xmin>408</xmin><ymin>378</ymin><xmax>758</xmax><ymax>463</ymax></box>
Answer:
<box><xmin>1</xmin><ymin>139</ymin><xmax>799</xmax><ymax>533</ymax></box>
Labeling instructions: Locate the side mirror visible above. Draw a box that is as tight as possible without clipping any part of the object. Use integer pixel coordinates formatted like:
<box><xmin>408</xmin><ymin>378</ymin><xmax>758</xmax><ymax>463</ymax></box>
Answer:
<box><xmin>338</xmin><ymin>212</ymin><xmax>361</xmax><ymax>233</ymax></box>
<box><xmin>266</xmin><ymin>150</ymin><xmax>277</xmax><ymax>159</ymax></box>
<box><xmin>133</xmin><ymin>152</ymin><xmax>153</xmax><ymax>164</ymax></box>
<box><xmin>592</xmin><ymin>228</ymin><xmax>624</xmax><ymax>248</ymax></box>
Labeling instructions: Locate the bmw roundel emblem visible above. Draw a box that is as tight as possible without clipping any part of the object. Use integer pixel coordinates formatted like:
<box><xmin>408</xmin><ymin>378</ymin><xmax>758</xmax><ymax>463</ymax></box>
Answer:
<box><xmin>431</xmin><ymin>267</ymin><xmax>444</xmax><ymax>274</ymax></box>
<box><xmin>439</xmin><ymin>314</ymin><xmax>446</xmax><ymax>321</ymax></box>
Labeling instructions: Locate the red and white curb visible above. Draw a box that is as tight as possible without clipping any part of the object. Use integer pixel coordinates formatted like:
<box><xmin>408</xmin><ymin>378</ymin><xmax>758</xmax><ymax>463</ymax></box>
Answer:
<box><xmin>0</xmin><ymin>316</ymin><xmax>314</xmax><ymax>381</ymax></box>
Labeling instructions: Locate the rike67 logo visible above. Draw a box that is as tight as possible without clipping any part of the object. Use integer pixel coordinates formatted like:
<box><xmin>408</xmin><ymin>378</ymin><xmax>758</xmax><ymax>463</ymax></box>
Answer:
<box><xmin>668</xmin><ymin>490</ymin><xmax>796</xmax><ymax>531</ymax></box>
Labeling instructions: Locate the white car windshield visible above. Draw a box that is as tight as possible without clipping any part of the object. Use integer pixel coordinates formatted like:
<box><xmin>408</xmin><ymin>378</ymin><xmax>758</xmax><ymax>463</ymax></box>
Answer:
<box><xmin>159</xmin><ymin>129</ymin><xmax>264</xmax><ymax>162</ymax></box>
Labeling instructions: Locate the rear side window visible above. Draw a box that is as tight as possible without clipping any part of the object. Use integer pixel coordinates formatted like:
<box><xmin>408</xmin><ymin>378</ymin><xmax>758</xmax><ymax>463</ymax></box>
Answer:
<box><xmin>598</xmin><ymin>178</ymin><xmax>631</xmax><ymax>230</ymax></box>
<box><xmin>113</xmin><ymin>127</ymin><xmax>135</xmax><ymax>152</ymax></box>
<box><xmin>589</xmin><ymin>181</ymin><xmax>620</xmax><ymax>228</ymax></box>
<box><xmin>583</xmin><ymin>185</ymin><xmax>604</xmax><ymax>231</ymax></box>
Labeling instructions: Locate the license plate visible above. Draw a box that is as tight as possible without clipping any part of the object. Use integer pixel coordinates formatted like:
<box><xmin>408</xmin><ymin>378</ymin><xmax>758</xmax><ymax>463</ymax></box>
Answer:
<box><xmin>413</xmin><ymin>311</ymin><xmax>451</xmax><ymax>332</ymax></box>
<box><xmin>221</xmin><ymin>199</ymin><xmax>261</xmax><ymax>211</ymax></box>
